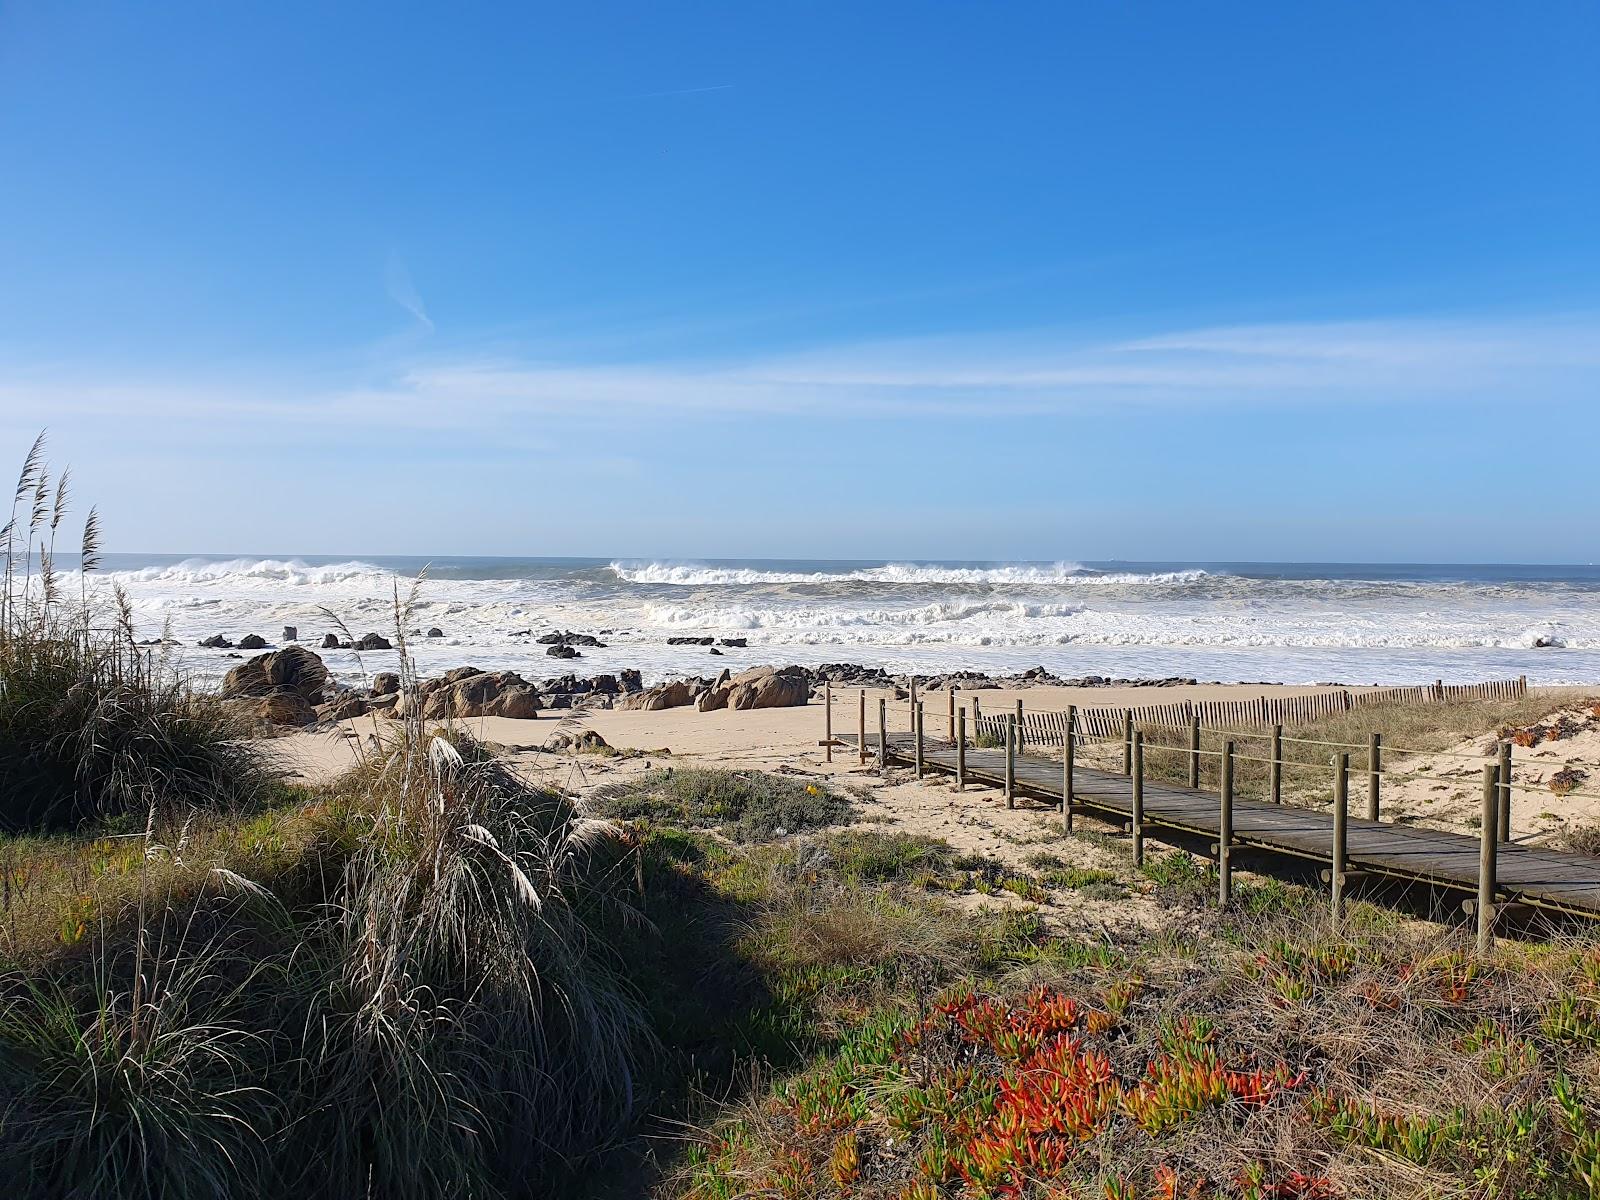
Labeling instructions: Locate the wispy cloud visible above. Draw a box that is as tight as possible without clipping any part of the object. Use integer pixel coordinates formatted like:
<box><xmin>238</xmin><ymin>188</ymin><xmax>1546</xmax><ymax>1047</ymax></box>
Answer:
<box><xmin>619</xmin><ymin>83</ymin><xmax>735</xmax><ymax>101</ymax></box>
<box><xmin>4</xmin><ymin>311</ymin><xmax>1597</xmax><ymax>438</ymax></box>
<box><xmin>385</xmin><ymin>252</ymin><xmax>434</xmax><ymax>333</ymax></box>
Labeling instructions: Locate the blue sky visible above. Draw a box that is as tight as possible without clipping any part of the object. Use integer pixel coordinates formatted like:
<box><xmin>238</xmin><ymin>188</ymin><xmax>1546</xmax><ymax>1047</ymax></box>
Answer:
<box><xmin>1</xmin><ymin>1</ymin><xmax>1597</xmax><ymax>561</ymax></box>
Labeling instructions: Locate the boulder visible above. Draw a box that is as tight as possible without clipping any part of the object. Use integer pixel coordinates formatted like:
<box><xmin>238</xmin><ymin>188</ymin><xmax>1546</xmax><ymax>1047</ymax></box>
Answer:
<box><xmin>494</xmin><ymin>686</ymin><xmax>543</xmax><ymax>720</ymax></box>
<box><xmin>544</xmin><ymin>729</ymin><xmax>609</xmax><ymax>753</ymax></box>
<box><xmin>696</xmin><ymin>684</ymin><xmax>731</xmax><ymax>712</ymax></box>
<box><xmin>446</xmin><ymin>672</ymin><xmax>510</xmax><ymax>713</ymax></box>
<box><xmin>667</xmin><ymin>636</ymin><xmax>715</xmax><ymax>646</ymax></box>
<box><xmin>371</xmin><ymin>672</ymin><xmax>400</xmax><ymax>696</ymax></box>
<box><xmin>255</xmin><ymin>693</ymin><xmax>316</xmax><ymax>726</ymax></box>
<box><xmin>718</xmin><ymin>637</ymin><xmax>748</xmax><ymax>648</ymax></box>
<box><xmin>396</xmin><ymin>670</ymin><xmax>542</xmax><ymax>720</ymax></box>
<box><xmin>221</xmin><ymin>646</ymin><xmax>330</xmax><ymax>704</ymax></box>
<box><xmin>199</xmin><ymin>634</ymin><xmax>232</xmax><ymax>649</ymax></box>
<box><xmin>727</xmin><ymin>667</ymin><xmax>809</xmax><ymax>711</ymax></box>
<box><xmin>238</xmin><ymin>633</ymin><xmax>268</xmax><ymax>650</ymax></box>
<box><xmin>355</xmin><ymin>633</ymin><xmax>392</xmax><ymax>651</ymax></box>
<box><xmin>426</xmin><ymin>627</ymin><xmax>445</xmax><ymax>638</ymax></box>
<box><xmin>619</xmin><ymin>669</ymin><xmax>643</xmax><ymax>693</ymax></box>
<box><xmin>318</xmin><ymin>694</ymin><xmax>370</xmax><ymax>722</ymax></box>
<box><xmin>547</xmin><ymin>644</ymin><xmax>580</xmax><ymax>659</ymax></box>
<box><xmin>623</xmin><ymin>680</ymin><xmax>694</xmax><ymax>711</ymax></box>
<box><xmin>536</xmin><ymin>630</ymin><xmax>605</xmax><ymax>647</ymax></box>
<box><xmin>321</xmin><ymin>633</ymin><xmax>340</xmax><ymax>649</ymax></box>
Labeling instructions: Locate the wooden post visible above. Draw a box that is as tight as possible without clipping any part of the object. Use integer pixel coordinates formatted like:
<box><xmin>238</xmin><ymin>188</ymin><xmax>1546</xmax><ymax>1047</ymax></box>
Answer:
<box><xmin>972</xmin><ymin>696</ymin><xmax>981</xmax><ymax>727</ymax></box>
<box><xmin>1132</xmin><ymin>731</ymin><xmax>1146</xmax><ymax>867</ymax></box>
<box><xmin>1331</xmin><ymin>753</ymin><xmax>1349</xmax><ymax>925</ymax></box>
<box><xmin>824</xmin><ymin>683</ymin><xmax>833</xmax><ymax>763</ymax></box>
<box><xmin>956</xmin><ymin>709</ymin><xmax>966</xmax><ymax>790</ymax></box>
<box><xmin>1005</xmin><ymin>715</ymin><xmax>1016</xmax><ymax>809</ymax></box>
<box><xmin>914</xmin><ymin>703</ymin><xmax>924</xmax><ymax>778</ymax></box>
<box><xmin>878</xmin><ymin>698</ymin><xmax>888</xmax><ymax>773</ymax></box>
<box><xmin>948</xmin><ymin>688</ymin><xmax>956</xmax><ymax>742</ymax></box>
<box><xmin>1497</xmin><ymin>741</ymin><xmax>1512</xmax><ymax>843</ymax></box>
<box><xmin>1477</xmin><ymin>762</ymin><xmax>1498</xmax><ymax>954</ymax></box>
<box><xmin>1218</xmin><ymin>739</ymin><xmax>1234</xmax><ymax>906</ymax></box>
<box><xmin>1123</xmin><ymin>710</ymin><xmax>1133</xmax><ymax>776</ymax></box>
<box><xmin>1063</xmin><ymin>705</ymin><xmax>1075</xmax><ymax>832</ymax></box>
<box><xmin>1269</xmin><ymin>724</ymin><xmax>1282</xmax><ymax>805</ymax></box>
<box><xmin>1367</xmin><ymin>732</ymin><xmax>1381</xmax><ymax>821</ymax></box>
<box><xmin>909</xmin><ymin>677</ymin><xmax>917</xmax><ymax>731</ymax></box>
<box><xmin>858</xmin><ymin>690</ymin><xmax>866</xmax><ymax>765</ymax></box>
<box><xmin>1015</xmin><ymin>699</ymin><xmax>1024</xmax><ymax>755</ymax></box>
<box><xmin>1188</xmin><ymin>714</ymin><xmax>1200</xmax><ymax>788</ymax></box>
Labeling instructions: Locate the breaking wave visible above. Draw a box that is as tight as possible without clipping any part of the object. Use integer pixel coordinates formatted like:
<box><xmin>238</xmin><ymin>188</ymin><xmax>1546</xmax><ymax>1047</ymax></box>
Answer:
<box><xmin>610</xmin><ymin>560</ymin><xmax>1211</xmax><ymax>587</ymax></box>
<box><xmin>102</xmin><ymin>558</ymin><xmax>393</xmax><ymax>588</ymax></box>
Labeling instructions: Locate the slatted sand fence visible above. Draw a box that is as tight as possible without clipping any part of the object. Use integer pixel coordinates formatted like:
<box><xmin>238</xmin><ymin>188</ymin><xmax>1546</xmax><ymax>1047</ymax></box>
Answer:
<box><xmin>964</xmin><ymin>677</ymin><xmax>1529</xmax><ymax>750</ymax></box>
<box><xmin>974</xmin><ymin>700</ymin><xmax>1192</xmax><ymax>749</ymax></box>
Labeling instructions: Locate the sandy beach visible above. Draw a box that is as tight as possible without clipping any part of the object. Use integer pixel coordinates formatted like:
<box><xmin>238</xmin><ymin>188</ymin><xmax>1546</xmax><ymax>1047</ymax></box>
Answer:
<box><xmin>271</xmin><ymin>678</ymin><xmax>1600</xmax><ymax>896</ymax></box>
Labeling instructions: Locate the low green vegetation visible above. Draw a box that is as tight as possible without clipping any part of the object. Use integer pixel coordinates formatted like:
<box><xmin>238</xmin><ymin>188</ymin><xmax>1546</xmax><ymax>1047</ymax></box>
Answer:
<box><xmin>589</xmin><ymin>766</ymin><xmax>854</xmax><ymax>841</ymax></box>
<box><xmin>677</xmin><ymin>879</ymin><xmax>1600</xmax><ymax>1200</ymax></box>
<box><xmin>1138</xmin><ymin>848</ymin><xmax>1213</xmax><ymax>896</ymax></box>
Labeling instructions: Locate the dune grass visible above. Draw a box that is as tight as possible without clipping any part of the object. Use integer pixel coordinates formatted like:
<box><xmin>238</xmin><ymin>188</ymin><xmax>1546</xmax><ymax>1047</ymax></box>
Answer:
<box><xmin>0</xmin><ymin>726</ymin><xmax>656</xmax><ymax>1199</ymax></box>
<box><xmin>0</xmin><ymin>435</ymin><xmax>271</xmax><ymax>832</ymax></box>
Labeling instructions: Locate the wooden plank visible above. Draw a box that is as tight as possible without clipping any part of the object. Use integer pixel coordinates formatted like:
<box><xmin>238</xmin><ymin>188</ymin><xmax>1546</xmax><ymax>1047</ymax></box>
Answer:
<box><xmin>834</xmin><ymin>731</ymin><xmax>1600</xmax><ymax>917</ymax></box>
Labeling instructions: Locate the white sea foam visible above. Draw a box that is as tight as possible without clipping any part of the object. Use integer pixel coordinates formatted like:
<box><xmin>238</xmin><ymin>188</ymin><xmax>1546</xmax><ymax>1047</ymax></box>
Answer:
<box><xmin>105</xmin><ymin>558</ymin><xmax>394</xmax><ymax>587</ymax></box>
<box><xmin>610</xmin><ymin>560</ymin><xmax>1209</xmax><ymax>587</ymax></box>
<box><xmin>18</xmin><ymin>556</ymin><xmax>1600</xmax><ymax>688</ymax></box>
<box><xmin>639</xmin><ymin>599</ymin><xmax>1599</xmax><ymax>651</ymax></box>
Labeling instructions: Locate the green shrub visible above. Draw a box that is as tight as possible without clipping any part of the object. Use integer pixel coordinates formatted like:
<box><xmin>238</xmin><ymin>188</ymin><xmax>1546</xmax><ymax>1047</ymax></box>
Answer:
<box><xmin>1039</xmin><ymin>866</ymin><xmax>1119</xmax><ymax>890</ymax></box>
<box><xmin>590</xmin><ymin>768</ymin><xmax>853</xmax><ymax>841</ymax></box>
<box><xmin>1139</xmin><ymin>849</ymin><xmax>1210</xmax><ymax>895</ymax></box>
<box><xmin>814</xmin><ymin>830</ymin><xmax>952</xmax><ymax>882</ymax></box>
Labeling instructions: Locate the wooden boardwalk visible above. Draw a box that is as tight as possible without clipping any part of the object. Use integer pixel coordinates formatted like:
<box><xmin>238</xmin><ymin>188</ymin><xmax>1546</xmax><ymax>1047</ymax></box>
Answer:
<box><xmin>839</xmin><ymin>732</ymin><xmax>1600</xmax><ymax>919</ymax></box>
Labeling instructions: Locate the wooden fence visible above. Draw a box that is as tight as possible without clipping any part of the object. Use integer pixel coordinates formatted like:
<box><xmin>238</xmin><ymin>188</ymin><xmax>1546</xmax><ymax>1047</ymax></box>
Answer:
<box><xmin>970</xmin><ymin>677</ymin><xmax>1528</xmax><ymax>749</ymax></box>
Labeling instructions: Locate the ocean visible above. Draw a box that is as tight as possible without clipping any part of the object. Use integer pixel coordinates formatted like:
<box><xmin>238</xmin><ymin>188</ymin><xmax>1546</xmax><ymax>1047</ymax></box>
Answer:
<box><xmin>59</xmin><ymin>555</ymin><xmax>1600</xmax><ymax>692</ymax></box>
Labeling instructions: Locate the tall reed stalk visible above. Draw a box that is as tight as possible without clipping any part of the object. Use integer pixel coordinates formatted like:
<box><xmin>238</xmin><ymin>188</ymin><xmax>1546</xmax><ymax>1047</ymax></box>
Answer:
<box><xmin>0</xmin><ymin>433</ymin><xmax>266</xmax><ymax>830</ymax></box>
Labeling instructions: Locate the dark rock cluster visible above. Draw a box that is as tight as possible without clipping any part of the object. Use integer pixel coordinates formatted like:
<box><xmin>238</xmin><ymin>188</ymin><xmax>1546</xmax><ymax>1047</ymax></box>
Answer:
<box><xmin>796</xmin><ymin>663</ymin><xmax>1198</xmax><ymax>691</ymax></box>
<box><xmin>217</xmin><ymin>642</ymin><xmax>1201</xmax><ymax>732</ymax></box>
